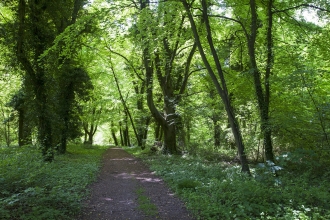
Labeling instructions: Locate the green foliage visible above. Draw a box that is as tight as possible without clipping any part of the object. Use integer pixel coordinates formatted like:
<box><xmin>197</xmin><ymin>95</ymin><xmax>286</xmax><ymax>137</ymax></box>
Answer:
<box><xmin>177</xmin><ymin>178</ymin><xmax>201</xmax><ymax>191</ymax></box>
<box><xmin>131</xmin><ymin>150</ymin><xmax>330</xmax><ymax>219</ymax></box>
<box><xmin>0</xmin><ymin>144</ymin><xmax>107</xmax><ymax>220</ymax></box>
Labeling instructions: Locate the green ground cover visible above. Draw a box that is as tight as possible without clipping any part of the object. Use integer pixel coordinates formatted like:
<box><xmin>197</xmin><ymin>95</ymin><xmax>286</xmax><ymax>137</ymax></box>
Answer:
<box><xmin>0</xmin><ymin>144</ymin><xmax>108</xmax><ymax>220</ymax></box>
<box><xmin>124</xmin><ymin>146</ymin><xmax>330</xmax><ymax>220</ymax></box>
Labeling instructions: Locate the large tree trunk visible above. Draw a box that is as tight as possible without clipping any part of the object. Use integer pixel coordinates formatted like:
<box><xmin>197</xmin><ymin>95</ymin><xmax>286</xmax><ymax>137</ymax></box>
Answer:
<box><xmin>163</xmin><ymin>123</ymin><xmax>177</xmax><ymax>154</ymax></box>
<box><xmin>162</xmin><ymin>97</ymin><xmax>178</xmax><ymax>154</ymax></box>
<box><xmin>17</xmin><ymin>0</ymin><xmax>54</xmax><ymax>161</ymax></box>
<box><xmin>35</xmin><ymin>72</ymin><xmax>54</xmax><ymax>161</ymax></box>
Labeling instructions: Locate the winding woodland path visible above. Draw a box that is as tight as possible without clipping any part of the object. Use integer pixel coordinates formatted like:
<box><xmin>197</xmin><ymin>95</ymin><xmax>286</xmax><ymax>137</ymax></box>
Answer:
<box><xmin>76</xmin><ymin>148</ymin><xmax>194</xmax><ymax>220</ymax></box>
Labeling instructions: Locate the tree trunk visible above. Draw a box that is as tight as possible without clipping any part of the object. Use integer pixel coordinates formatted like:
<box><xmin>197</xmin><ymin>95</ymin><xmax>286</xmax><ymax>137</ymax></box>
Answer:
<box><xmin>162</xmin><ymin>123</ymin><xmax>177</xmax><ymax>154</ymax></box>
<box><xmin>106</xmin><ymin>48</ymin><xmax>151</xmax><ymax>149</ymax></box>
<box><xmin>176</xmin><ymin>114</ymin><xmax>186</xmax><ymax>151</ymax></box>
<box><xmin>17</xmin><ymin>0</ymin><xmax>54</xmax><ymax>161</ymax></box>
<box><xmin>248</xmin><ymin>0</ymin><xmax>274</xmax><ymax>162</ymax></box>
<box><xmin>155</xmin><ymin>121</ymin><xmax>162</xmax><ymax>141</ymax></box>
<box><xmin>58</xmin><ymin>102</ymin><xmax>70</xmax><ymax>154</ymax></box>
<box><xmin>162</xmin><ymin>98</ymin><xmax>178</xmax><ymax>154</ymax></box>
<box><xmin>119</xmin><ymin>121</ymin><xmax>124</xmax><ymax>146</ymax></box>
<box><xmin>18</xmin><ymin>109</ymin><xmax>32</xmax><ymax>147</ymax></box>
<box><xmin>111</xmin><ymin>121</ymin><xmax>119</xmax><ymax>146</ymax></box>
<box><xmin>83</xmin><ymin>122</ymin><xmax>97</xmax><ymax>145</ymax></box>
<box><xmin>182</xmin><ymin>0</ymin><xmax>250</xmax><ymax>173</ymax></box>
<box><xmin>36</xmin><ymin>76</ymin><xmax>54</xmax><ymax>161</ymax></box>
<box><xmin>18</xmin><ymin>109</ymin><xmax>24</xmax><ymax>147</ymax></box>
<box><xmin>111</xmin><ymin>62</ymin><xmax>140</xmax><ymax>147</ymax></box>
<box><xmin>213</xmin><ymin>117</ymin><xmax>221</xmax><ymax>148</ymax></box>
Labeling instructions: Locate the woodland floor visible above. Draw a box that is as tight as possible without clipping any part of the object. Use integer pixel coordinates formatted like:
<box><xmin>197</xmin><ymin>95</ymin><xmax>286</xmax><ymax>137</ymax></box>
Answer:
<box><xmin>76</xmin><ymin>147</ymin><xmax>195</xmax><ymax>220</ymax></box>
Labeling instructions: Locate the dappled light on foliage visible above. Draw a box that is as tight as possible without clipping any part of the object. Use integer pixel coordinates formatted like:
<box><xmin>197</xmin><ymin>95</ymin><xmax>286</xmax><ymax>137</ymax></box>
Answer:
<box><xmin>1</xmin><ymin>0</ymin><xmax>330</xmax><ymax>218</ymax></box>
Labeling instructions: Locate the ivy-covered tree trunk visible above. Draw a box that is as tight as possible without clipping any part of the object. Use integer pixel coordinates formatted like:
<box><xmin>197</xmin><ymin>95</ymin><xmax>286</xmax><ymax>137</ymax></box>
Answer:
<box><xmin>35</xmin><ymin>76</ymin><xmax>54</xmax><ymax>161</ymax></box>
<box><xmin>16</xmin><ymin>0</ymin><xmax>54</xmax><ymax>161</ymax></box>
<box><xmin>16</xmin><ymin>0</ymin><xmax>87</xmax><ymax>160</ymax></box>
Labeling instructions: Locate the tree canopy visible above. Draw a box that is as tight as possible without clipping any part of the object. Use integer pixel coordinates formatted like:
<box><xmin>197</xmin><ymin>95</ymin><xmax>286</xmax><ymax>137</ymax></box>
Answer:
<box><xmin>1</xmin><ymin>0</ymin><xmax>329</xmax><ymax>174</ymax></box>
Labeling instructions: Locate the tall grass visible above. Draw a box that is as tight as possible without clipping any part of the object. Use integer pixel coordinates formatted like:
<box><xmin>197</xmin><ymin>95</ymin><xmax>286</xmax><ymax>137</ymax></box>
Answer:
<box><xmin>0</xmin><ymin>144</ymin><xmax>108</xmax><ymax>220</ymax></box>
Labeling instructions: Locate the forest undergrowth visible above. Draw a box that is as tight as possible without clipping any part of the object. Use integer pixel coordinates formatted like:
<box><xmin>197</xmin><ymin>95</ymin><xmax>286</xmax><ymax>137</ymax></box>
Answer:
<box><xmin>0</xmin><ymin>144</ymin><xmax>107</xmax><ymax>220</ymax></box>
<box><xmin>124</xmin><ymin>146</ymin><xmax>330</xmax><ymax>219</ymax></box>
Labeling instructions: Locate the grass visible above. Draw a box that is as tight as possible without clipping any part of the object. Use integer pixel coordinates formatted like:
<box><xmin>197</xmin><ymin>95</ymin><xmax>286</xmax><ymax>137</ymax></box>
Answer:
<box><xmin>123</xmin><ymin>146</ymin><xmax>330</xmax><ymax>219</ymax></box>
<box><xmin>0</xmin><ymin>144</ymin><xmax>108</xmax><ymax>220</ymax></box>
<box><xmin>135</xmin><ymin>187</ymin><xmax>158</xmax><ymax>217</ymax></box>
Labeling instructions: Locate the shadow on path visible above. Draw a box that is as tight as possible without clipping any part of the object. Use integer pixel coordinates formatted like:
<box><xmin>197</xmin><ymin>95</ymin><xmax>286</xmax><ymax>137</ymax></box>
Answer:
<box><xmin>77</xmin><ymin>147</ymin><xmax>194</xmax><ymax>220</ymax></box>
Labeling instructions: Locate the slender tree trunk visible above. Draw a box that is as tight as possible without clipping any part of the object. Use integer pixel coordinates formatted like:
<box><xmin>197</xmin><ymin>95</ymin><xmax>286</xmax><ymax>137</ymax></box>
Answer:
<box><xmin>111</xmin><ymin>121</ymin><xmax>119</xmax><ymax>146</ymax></box>
<box><xmin>213</xmin><ymin>117</ymin><xmax>221</xmax><ymax>148</ymax></box>
<box><xmin>18</xmin><ymin>109</ymin><xmax>24</xmax><ymax>147</ymax></box>
<box><xmin>248</xmin><ymin>0</ymin><xmax>274</xmax><ymax>162</ymax></box>
<box><xmin>142</xmin><ymin>116</ymin><xmax>151</xmax><ymax>147</ymax></box>
<box><xmin>105</xmin><ymin>47</ymin><xmax>150</xmax><ymax>149</ymax></box>
<box><xmin>210</xmin><ymin>89</ymin><xmax>221</xmax><ymax>148</ymax></box>
<box><xmin>182</xmin><ymin>0</ymin><xmax>250</xmax><ymax>173</ymax></box>
<box><xmin>119</xmin><ymin>121</ymin><xmax>124</xmax><ymax>146</ymax></box>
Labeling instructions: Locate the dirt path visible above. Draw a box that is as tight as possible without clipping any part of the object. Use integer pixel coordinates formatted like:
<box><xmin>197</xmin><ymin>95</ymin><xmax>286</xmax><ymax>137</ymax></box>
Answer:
<box><xmin>77</xmin><ymin>148</ymin><xmax>195</xmax><ymax>220</ymax></box>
